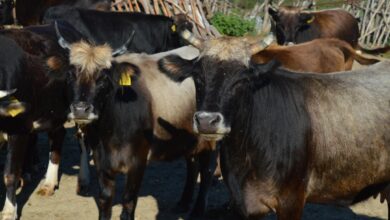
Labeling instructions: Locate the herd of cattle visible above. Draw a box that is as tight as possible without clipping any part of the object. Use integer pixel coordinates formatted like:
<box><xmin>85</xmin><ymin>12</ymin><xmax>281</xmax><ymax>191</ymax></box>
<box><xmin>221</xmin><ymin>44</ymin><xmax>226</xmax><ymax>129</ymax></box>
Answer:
<box><xmin>0</xmin><ymin>1</ymin><xmax>390</xmax><ymax>220</ymax></box>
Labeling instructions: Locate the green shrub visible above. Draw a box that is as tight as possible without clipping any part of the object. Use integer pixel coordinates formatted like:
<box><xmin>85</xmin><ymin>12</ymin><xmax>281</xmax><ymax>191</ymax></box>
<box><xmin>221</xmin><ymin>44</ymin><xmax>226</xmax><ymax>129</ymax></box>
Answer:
<box><xmin>211</xmin><ymin>13</ymin><xmax>255</xmax><ymax>37</ymax></box>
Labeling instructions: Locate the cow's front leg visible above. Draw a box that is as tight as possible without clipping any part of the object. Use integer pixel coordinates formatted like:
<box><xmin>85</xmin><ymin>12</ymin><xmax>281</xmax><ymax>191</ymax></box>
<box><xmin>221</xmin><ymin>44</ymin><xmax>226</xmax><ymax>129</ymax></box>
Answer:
<box><xmin>97</xmin><ymin>169</ymin><xmax>115</xmax><ymax>220</ymax></box>
<box><xmin>37</xmin><ymin>127</ymin><xmax>65</xmax><ymax>196</ymax></box>
<box><xmin>275</xmin><ymin>190</ymin><xmax>305</xmax><ymax>220</ymax></box>
<box><xmin>190</xmin><ymin>149</ymin><xmax>217</xmax><ymax>218</ymax></box>
<box><xmin>173</xmin><ymin>157</ymin><xmax>199</xmax><ymax>213</ymax></box>
<box><xmin>120</xmin><ymin>153</ymin><xmax>148</xmax><ymax>220</ymax></box>
<box><xmin>77</xmin><ymin>132</ymin><xmax>91</xmax><ymax>195</ymax></box>
<box><xmin>1</xmin><ymin>134</ymin><xmax>29</xmax><ymax>220</ymax></box>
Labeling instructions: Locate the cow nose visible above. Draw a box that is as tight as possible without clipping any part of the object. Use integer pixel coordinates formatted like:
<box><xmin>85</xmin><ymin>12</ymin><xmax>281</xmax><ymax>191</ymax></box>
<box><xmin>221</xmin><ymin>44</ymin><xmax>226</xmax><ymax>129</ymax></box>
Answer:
<box><xmin>70</xmin><ymin>102</ymin><xmax>94</xmax><ymax>119</ymax></box>
<box><xmin>193</xmin><ymin>111</ymin><xmax>224</xmax><ymax>134</ymax></box>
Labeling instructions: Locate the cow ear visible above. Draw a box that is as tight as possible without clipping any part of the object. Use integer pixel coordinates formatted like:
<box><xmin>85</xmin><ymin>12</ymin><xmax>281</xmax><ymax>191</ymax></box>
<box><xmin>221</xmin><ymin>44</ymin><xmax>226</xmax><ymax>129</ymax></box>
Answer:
<box><xmin>299</xmin><ymin>13</ymin><xmax>315</xmax><ymax>24</ymax></box>
<box><xmin>115</xmin><ymin>62</ymin><xmax>140</xmax><ymax>86</ymax></box>
<box><xmin>46</xmin><ymin>56</ymin><xmax>64</xmax><ymax>71</ymax></box>
<box><xmin>158</xmin><ymin>55</ymin><xmax>195</xmax><ymax>83</ymax></box>
<box><xmin>268</xmin><ymin>7</ymin><xmax>279</xmax><ymax>21</ymax></box>
<box><xmin>251</xmin><ymin>59</ymin><xmax>281</xmax><ymax>77</ymax></box>
<box><xmin>172</xmin><ymin>14</ymin><xmax>194</xmax><ymax>33</ymax></box>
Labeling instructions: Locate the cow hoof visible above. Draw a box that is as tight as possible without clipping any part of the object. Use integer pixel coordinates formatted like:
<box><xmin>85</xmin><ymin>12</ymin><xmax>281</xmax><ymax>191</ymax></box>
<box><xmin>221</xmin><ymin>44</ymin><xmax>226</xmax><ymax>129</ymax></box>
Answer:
<box><xmin>77</xmin><ymin>184</ymin><xmax>90</xmax><ymax>196</ymax></box>
<box><xmin>1</xmin><ymin>210</ymin><xmax>17</xmax><ymax>220</ymax></box>
<box><xmin>37</xmin><ymin>184</ymin><xmax>55</xmax><ymax>196</ymax></box>
<box><xmin>172</xmin><ymin>203</ymin><xmax>190</xmax><ymax>213</ymax></box>
<box><xmin>119</xmin><ymin>211</ymin><xmax>134</xmax><ymax>220</ymax></box>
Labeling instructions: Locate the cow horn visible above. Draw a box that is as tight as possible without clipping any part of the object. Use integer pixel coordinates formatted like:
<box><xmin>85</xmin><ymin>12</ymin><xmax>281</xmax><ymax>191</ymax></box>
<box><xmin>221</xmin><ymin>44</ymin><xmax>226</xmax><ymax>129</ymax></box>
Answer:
<box><xmin>0</xmin><ymin>88</ymin><xmax>16</xmax><ymax>99</ymax></box>
<box><xmin>112</xmin><ymin>30</ymin><xmax>135</xmax><ymax>57</ymax></box>
<box><xmin>268</xmin><ymin>0</ymin><xmax>279</xmax><ymax>11</ymax></box>
<box><xmin>249</xmin><ymin>34</ymin><xmax>274</xmax><ymax>55</ymax></box>
<box><xmin>54</xmin><ymin>21</ymin><xmax>71</xmax><ymax>50</ymax></box>
<box><xmin>180</xmin><ymin>29</ymin><xmax>203</xmax><ymax>49</ymax></box>
<box><xmin>302</xmin><ymin>1</ymin><xmax>315</xmax><ymax>10</ymax></box>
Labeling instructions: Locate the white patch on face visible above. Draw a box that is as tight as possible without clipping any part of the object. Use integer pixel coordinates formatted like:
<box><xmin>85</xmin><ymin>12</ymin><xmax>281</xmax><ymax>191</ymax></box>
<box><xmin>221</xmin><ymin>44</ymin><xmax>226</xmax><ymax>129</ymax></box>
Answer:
<box><xmin>43</xmin><ymin>160</ymin><xmax>59</xmax><ymax>187</ymax></box>
<box><xmin>32</xmin><ymin>121</ymin><xmax>42</xmax><ymax>130</ymax></box>
<box><xmin>192</xmin><ymin>111</ymin><xmax>231</xmax><ymax>141</ymax></box>
<box><xmin>67</xmin><ymin>112</ymin><xmax>98</xmax><ymax>125</ymax></box>
<box><xmin>0</xmin><ymin>132</ymin><xmax>8</xmax><ymax>143</ymax></box>
<box><xmin>1</xmin><ymin>196</ymin><xmax>17</xmax><ymax>220</ymax></box>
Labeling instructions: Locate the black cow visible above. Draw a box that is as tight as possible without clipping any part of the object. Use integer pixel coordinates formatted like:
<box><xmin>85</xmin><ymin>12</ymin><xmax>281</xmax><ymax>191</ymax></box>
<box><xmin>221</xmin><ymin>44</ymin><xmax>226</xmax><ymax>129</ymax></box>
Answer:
<box><xmin>0</xmin><ymin>31</ymin><xmax>69</xmax><ymax>220</ymax></box>
<box><xmin>43</xmin><ymin>7</ymin><xmax>193</xmax><ymax>54</ymax></box>
<box><xmin>268</xmin><ymin>5</ymin><xmax>390</xmax><ymax>53</ymax></box>
<box><xmin>0</xmin><ymin>0</ymin><xmax>14</xmax><ymax>25</ymax></box>
<box><xmin>10</xmin><ymin>0</ymin><xmax>111</xmax><ymax>26</ymax></box>
<box><xmin>64</xmin><ymin>40</ymin><xmax>153</xmax><ymax>219</ymax></box>
<box><xmin>58</xmin><ymin>29</ymin><xmax>218</xmax><ymax>217</ymax></box>
<box><xmin>158</xmin><ymin>31</ymin><xmax>390</xmax><ymax>219</ymax></box>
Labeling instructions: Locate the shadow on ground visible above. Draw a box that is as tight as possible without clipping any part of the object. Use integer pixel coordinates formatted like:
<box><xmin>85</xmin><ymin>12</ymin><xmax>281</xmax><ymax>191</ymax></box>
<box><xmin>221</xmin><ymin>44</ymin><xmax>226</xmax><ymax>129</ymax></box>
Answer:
<box><xmin>0</xmin><ymin>129</ymin><xmax>387</xmax><ymax>220</ymax></box>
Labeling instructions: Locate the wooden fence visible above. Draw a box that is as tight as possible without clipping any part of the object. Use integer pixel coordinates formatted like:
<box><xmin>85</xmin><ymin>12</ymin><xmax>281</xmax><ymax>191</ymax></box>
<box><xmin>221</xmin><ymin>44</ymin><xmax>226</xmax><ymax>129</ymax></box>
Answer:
<box><xmin>344</xmin><ymin>0</ymin><xmax>390</xmax><ymax>47</ymax></box>
<box><xmin>111</xmin><ymin>0</ymin><xmax>220</xmax><ymax>38</ymax></box>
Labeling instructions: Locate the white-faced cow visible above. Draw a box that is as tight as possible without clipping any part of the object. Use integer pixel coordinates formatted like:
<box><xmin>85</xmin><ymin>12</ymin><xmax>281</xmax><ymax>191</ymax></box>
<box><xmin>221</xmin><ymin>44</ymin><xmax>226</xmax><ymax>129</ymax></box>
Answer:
<box><xmin>158</xmin><ymin>30</ymin><xmax>390</xmax><ymax>220</ymax></box>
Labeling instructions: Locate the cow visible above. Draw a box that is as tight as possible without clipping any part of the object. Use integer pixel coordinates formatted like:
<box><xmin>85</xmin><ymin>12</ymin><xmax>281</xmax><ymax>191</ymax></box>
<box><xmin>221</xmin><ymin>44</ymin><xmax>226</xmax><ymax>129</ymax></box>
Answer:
<box><xmin>57</xmin><ymin>28</ymin><xmax>217</xmax><ymax>217</ymax></box>
<box><xmin>268</xmin><ymin>5</ymin><xmax>390</xmax><ymax>54</ymax></box>
<box><xmin>0</xmin><ymin>0</ymin><xmax>14</xmax><ymax>25</ymax></box>
<box><xmin>0</xmin><ymin>22</ymin><xmax>134</xmax><ymax>220</ymax></box>
<box><xmin>6</xmin><ymin>0</ymin><xmax>112</xmax><ymax>26</ymax></box>
<box><xmin>157</xmin><ymin>30</ymin><xmax>390</xmax><ymax>220</ymax></box>
<box><xmin>0</xmin><ymin>31</ymin><xmax>69</xmax><ymax>220</ymax></box>
<box><xmin>251</xmin><ymin>37</ymin><xmax>380</xmax><ymax>73</ymax></box>
<box><xmin>43</xmin><ymin>7</ymin><xmax>193</xmax><ymax>54</ymax></box>
<box><xmin>65</xmin><ymin>40</ymin><xmax>153</xmax><ymax>220</ymax></box>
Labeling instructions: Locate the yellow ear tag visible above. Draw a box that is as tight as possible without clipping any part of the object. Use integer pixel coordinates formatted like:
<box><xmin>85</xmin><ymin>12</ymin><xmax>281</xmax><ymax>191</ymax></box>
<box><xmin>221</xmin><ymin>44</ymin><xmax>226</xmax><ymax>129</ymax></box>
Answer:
<box><xmin>171</xmin><ymin>24</ymin><xmax>176</xmax><ymax>32</ymax></box>
<box><xmin>7</xmin><ymin>97</ymin><xmax>24</xmax><ymax>117</ymax></box>
<box><xmin>307</xmin><ymin>16</ymin><xmax>315</xmax><ymax>24</ymax></box>
<box><xmin>119</xmin><ymin>72</ymin><xmax>132</xmax><ymax>86</ymax></box>
<box><xmin>8</xmin><ymin>108</ymin><xmax>24</xmax><ymax>117</ymax></box>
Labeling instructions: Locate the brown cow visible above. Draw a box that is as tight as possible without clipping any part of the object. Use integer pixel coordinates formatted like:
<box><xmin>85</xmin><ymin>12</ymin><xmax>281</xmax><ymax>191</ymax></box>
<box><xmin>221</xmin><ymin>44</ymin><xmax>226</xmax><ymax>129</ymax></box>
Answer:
<box><xmin>268</xmin><ymin>5</ymin><xmax>390</xmax><ymax>54</ymax></box>
<box><xmin>251</xmin><ymin>38</ymin><xmax>380</xmax><ymax>73</ymax></box>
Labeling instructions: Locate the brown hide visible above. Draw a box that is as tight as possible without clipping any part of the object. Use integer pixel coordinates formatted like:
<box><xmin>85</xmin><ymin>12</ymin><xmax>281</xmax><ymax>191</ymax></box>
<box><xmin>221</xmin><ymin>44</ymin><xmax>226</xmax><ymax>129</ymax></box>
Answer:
<box><xmin>251</xmin><ymin>38</ymin><xmax>379</xmax><ymax>73</ymax></box>
<box><xmin>270</xmin><ymin>7</ymin><xmax>360</xmax><ymax>48</ymax></box>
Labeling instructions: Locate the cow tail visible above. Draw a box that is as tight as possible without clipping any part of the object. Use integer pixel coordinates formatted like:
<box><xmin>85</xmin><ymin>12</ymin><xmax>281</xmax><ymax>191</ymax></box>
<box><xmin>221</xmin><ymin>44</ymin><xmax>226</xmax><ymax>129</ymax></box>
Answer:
<box><xmin>342</xmin><ymin>43</ymin><xmax>380</xmax><ymax>65</ymax></box>
<box><xmin>357</xmin><ymin>44</ymin><xmax>390</xmax><ymax>55</ymax></box>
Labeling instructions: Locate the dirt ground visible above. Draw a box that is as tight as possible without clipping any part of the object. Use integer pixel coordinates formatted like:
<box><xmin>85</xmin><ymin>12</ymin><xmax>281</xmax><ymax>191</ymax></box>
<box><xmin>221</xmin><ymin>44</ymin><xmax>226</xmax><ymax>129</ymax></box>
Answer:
<box><xmin>1</xmin><ymin>61</ymin><xmax>389</xmax><ymax>220</ymax></box>
<box><xmin>0</xmin><ymin>128</ymin><xmax>388</xmax><ymax>220</ymax></box>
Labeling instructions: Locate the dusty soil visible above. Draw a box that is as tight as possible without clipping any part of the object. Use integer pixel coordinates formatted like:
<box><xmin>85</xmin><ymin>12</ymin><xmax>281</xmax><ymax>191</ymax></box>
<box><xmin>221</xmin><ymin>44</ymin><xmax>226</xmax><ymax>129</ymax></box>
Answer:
<box><xmin>0</xmin><ymin>61</ymin><xmax>389</xmax><ymax>220</ymax></box>
<box><xmin>0</xmin><ymin>128</ymin><xmax>387</xmax><ymax>220</ymax></box>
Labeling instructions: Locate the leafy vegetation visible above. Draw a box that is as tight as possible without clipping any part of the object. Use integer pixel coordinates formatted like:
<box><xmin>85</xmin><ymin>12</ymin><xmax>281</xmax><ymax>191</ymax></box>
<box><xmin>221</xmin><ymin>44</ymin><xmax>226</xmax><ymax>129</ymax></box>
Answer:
<box><xmin>211</xmin><ymin>12</ymin><xmax>256</xmax><ymax>36</ymax></box>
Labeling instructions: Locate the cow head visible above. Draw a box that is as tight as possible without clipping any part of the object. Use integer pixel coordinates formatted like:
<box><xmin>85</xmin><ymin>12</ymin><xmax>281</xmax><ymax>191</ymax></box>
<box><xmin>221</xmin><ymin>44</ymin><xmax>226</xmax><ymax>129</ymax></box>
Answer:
<box><xmin>55</xmin><ymin>22</ymin><xmax>137</xmax><ymax>124</ymax></box>
<box><xmin>268</xmin><ymin>5</ymin><xmax>315</xmax><ymax>45</ymax></box>
<box><xmin>0</xmin><ymin>0</ymin><xmax>14</xmax><ymax>25</ymax></box>
<box><xmin>158</xmin><ymin>30</ymin><xmax>274</xmax><ymax>141</ymax></box>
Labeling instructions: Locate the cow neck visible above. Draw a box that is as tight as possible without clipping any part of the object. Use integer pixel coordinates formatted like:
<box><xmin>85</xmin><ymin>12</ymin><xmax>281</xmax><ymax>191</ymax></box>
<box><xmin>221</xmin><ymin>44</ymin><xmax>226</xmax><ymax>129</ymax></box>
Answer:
<box><xmin>226</xmin><ymin>72</ymin><xmax>311</xmax><ymax>186</ymax></box>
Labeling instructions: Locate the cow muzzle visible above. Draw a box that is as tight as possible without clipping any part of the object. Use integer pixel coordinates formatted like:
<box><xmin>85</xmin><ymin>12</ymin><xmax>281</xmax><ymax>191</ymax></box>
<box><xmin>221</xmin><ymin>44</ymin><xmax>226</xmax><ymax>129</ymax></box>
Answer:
<box><xmin>193</xmin><ymin>111</ymin><xmax>230</xmax><ymax>141</ymax></box>
<box><xmin>68</xmin><ymin>102</ymin><xmax>98</xmax><ymax>124</ymax></box>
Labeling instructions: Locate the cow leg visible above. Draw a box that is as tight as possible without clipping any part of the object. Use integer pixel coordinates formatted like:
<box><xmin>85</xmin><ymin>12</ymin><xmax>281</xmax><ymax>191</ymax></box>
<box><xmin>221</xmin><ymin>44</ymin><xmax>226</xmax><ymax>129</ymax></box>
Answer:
<box><xmin>120</xmin><ymin>154</ymin><xmax>148</xmax><ymax>220</ymax></box>
<box><xmin>97</xmin><ymin>168</ymin><xmax>115</xmax><ymax>220</ymax></box>
<box><xmin>37</xmin><ymin>127</ymin><xmax>65</xmax><ymax>196</ymax></box>
<box><xmin>2</xmin><ymin>134</ymin><xmax>29</xmax><ymax>220</ymax></box>
<box><xmin>190</xmin><ymin>149</ymin><xmax>218</xmax><ymax>217</ymax></box>
<box><xmin>378</xmin><ymin>185</ymin><xmax>390</xmax><ymax>220</ymax></box>
<box><xmin>77</xmin><ymin>135</ymin><xmax>91</xmax><ymax>195</ymax></box>
<box><xmin>22</xmin><ymin>134</ymin><xmax>38</xmax><ymax>183</ymax></box>
<box><xmin>173</xmin><ymin>157</ymin><xmax>199</xmax><ymax>213</ymax></box>
<box><xmin>275</xmin><ymin>193</ymin><xmax>305</xmax><ymax>220</ymax></box>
